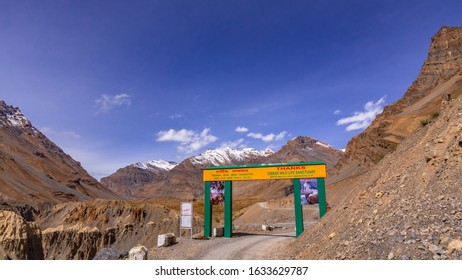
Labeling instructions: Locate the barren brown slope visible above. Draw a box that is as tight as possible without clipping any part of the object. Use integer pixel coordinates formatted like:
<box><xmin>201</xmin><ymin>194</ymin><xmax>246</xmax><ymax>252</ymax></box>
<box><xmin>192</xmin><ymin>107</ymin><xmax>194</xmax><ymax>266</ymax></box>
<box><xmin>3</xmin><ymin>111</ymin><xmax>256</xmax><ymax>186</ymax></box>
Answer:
<box><xmin>0</xmin><ymin>100</ymin><xmax>118</xmax><ymax>214</ymax></box>
<box><xmin>333</xmin><ymin>26</ymin><xmax>462</xmax><ymax>182</ymax></box>
<box><xmin>275</xmin><ymin>95</ymin><xmax>462</xmax><ymax>260</ymax></box>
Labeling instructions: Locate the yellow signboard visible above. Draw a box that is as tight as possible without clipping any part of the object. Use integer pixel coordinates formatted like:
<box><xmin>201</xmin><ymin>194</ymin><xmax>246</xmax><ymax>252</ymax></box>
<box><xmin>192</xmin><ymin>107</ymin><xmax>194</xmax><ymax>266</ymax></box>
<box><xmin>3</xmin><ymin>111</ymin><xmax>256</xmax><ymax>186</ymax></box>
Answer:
<box><xmin>203</xmin><ymin>164</ymin><xmax>326</xmax><ymax>181</ymax></box>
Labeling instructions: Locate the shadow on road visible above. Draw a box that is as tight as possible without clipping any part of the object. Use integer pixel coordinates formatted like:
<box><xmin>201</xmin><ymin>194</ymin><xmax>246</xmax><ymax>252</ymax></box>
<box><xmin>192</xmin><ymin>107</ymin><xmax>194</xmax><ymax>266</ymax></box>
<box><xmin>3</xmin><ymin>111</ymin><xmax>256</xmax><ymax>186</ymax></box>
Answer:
<box><xmin>231</xmin><ymin>231</ymin><xmax>296</xmax><ymax>238</ymax></box>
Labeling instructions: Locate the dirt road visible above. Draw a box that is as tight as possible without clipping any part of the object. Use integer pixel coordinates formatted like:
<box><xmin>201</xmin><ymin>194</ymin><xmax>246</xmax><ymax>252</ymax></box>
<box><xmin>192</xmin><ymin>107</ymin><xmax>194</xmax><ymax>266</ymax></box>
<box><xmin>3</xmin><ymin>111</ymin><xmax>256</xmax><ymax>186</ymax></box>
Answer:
<box><xmin>196</xmin><ymin>232</ymin><xmax>296</xmax><ymax>260</ymax></box>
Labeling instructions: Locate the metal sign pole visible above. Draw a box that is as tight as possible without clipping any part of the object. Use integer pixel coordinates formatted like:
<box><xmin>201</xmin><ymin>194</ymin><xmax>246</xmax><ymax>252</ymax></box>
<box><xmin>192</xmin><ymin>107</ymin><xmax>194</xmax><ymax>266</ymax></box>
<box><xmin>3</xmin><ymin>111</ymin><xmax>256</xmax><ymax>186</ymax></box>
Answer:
<box><xmin>317</xmin><ymin>178</ymin><xmax>327</xmax><ymax>218</ymax></box>
<box><xmin>224</xmin><ymin>180</ymin><xmax>233</xmax><ymax>238</ymax></box>
<box><xmin>204</xmin><ymin>181</ymin><xmax>212</xmax><ymax>238</ymax></box>
<box><xmin>293</xmin><ymin>178</ymin><xmax>304</xmax><ymax>237</ymax></box>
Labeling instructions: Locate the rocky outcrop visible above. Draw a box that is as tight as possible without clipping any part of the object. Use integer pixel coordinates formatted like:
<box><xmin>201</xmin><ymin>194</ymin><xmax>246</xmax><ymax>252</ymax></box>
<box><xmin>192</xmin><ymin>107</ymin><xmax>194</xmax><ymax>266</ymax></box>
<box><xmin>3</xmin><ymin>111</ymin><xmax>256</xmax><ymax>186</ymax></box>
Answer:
<box><xmin>265</xmin><ymin>136</ymin><xmax>343</xmax><ymax>173</ymax></box>
<box><xmin>0</xmin><ymin>210</ymin><xmax>43</xmax><ymax>259</ymax></box>
<box><xmin>279</xmin><ymin>95</ymin><xmax>462</xmax><ymax>260</ymax></box>
<box><xmin>0</xmin><ymin>244</ymin><xmax>10</xmax><ymax>260</ymax></box>
<box><xmin>37</xmin><ymin>199</ymin><xmax>194</xmax><ymax>259</ymax></box>
<box><xmin>334</xmin><ymin>27</ymin><xmax>462</xmax><ymax>180</ymax></box>
<box><xmin>42</xmin><ymin>224</ymin><xmax>101</xmax><ymax>260</ymax></box>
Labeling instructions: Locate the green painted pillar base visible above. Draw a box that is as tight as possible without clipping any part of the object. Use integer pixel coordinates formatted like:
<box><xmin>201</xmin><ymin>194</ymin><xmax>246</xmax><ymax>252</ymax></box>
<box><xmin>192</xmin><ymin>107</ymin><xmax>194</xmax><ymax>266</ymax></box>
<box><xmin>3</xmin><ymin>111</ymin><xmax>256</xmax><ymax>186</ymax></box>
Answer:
<box><xmin>224</xmin><ymin>181</ymin><xmax>233</xmax><ymax>238</ymax></box>
<box><xmin>204</xmin><ymin>182</ymin><xmax>212</xmax><ymax>238</ymax></box>
<box><xmin>293</xmin><ymin>179</ymin><xmax>304</xmax><ymax>237</ymax></box>
<box><xmin>317</xmin><ymin>178</ymin><xmax>327</xmax><ymax>218</ymax></box>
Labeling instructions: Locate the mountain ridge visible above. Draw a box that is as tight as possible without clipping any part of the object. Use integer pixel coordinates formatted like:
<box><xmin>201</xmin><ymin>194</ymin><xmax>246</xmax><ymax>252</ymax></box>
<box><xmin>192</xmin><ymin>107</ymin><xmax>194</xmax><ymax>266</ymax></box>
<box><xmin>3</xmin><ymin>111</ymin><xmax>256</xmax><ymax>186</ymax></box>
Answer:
<box><xmin>0</xmin><ymin>100</ymin><xmax>119</xmax><ymax>215</ymax></box>
<box><xmin>101</xmin><ymin>136</ymin><xmax>343</xmax><ymax>200</ymax></box>
<box><xmin>333</xmin><ymin>26</ymin><xmax>462</xmax><ymax>182</ymax></box>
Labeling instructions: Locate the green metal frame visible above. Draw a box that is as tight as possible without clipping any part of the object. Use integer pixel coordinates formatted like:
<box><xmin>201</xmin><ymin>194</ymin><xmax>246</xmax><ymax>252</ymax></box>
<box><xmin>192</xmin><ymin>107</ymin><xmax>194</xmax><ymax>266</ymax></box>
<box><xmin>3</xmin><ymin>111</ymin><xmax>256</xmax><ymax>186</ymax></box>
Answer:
<box><xmin>224</xmin><ymin>181</ymin><xmax>233</xmax><ymax>237</ymax></box>
<box><xmin>317</xmin><ymin>178</ymin><xmax>327</xmax><ymax>218</ymax></box>
<box><xmin>204</xmin><ymin>181</ymin><xmax>212</xmax><ymax>238</ymax></box>
<box><xmin>293</xmin><ymin>179</ymin><xmax>304</xmax><ymax>237</ymax></box>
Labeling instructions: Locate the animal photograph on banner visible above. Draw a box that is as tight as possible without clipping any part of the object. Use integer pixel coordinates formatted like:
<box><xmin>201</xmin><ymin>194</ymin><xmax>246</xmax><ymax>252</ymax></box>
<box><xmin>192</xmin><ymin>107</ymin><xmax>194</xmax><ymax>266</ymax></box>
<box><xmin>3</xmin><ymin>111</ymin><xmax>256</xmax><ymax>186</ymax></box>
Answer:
<box><xmin>300</xmin><ymin>178</ymin><xmax>318</xmax><ymax>205</ymax></box>
<box><xmin>210</xmin><ymin>181</ymin><xmax>225</xmax><ymax>205</ymax></box>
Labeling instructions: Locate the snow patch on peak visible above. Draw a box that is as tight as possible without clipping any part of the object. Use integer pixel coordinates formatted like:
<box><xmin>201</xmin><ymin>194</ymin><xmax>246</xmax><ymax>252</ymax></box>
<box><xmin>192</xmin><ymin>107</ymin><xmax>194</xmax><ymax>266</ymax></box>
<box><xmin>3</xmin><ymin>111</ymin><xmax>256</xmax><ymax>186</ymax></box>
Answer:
<box><xmin>190</xmin><ymin>147</ymin><xmax>274</xmax><ymax>166</ymax></box>
<box><xmin>1</xmin><ymin>103</ymin><xmax>32</xmax><ymax>128</ymax></box>
<box><xmin>315</xmin><ymin>141</ymin><xmax>333</xmax><ymax>149</ymax></box>
<box><xmin>133</xmin><ymin>160</ymin><xmax>178</xmax><ymax>171</ymax></box>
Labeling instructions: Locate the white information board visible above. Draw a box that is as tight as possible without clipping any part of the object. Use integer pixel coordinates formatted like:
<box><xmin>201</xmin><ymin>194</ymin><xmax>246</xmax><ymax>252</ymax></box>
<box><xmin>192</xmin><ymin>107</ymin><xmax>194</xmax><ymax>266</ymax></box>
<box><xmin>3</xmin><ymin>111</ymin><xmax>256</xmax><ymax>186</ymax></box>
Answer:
<box><xmin>180</xmin><ymin>202</ymin><xmax>193</xmax><ymax>237</ymax></box>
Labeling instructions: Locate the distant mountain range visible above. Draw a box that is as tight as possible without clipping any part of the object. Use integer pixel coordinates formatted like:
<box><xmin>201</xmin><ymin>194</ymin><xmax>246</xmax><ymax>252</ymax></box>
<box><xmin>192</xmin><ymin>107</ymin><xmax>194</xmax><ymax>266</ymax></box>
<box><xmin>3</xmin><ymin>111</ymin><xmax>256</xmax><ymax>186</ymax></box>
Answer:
<box><xmin>101</xmin><ymin>138</ymin><xmax>344</xmax><ymax>200</ymax></box>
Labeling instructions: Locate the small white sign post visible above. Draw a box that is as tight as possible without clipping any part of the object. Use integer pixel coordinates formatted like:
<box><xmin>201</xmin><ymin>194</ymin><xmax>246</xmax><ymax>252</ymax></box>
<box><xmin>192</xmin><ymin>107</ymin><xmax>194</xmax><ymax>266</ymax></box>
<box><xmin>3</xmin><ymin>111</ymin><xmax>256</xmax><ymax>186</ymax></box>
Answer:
<box><xmin>180</xmin><ymin>202</ymin><xmax>193</xmax><ymax>238</ymax></box>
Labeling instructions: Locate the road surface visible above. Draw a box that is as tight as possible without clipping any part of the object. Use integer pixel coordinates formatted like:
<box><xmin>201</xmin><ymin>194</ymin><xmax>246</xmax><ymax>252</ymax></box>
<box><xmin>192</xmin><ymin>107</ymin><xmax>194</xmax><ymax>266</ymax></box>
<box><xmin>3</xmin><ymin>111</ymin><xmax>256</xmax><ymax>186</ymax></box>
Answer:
<box><xmin>196</xmin><ymin>232</ymin><xmax>295</xmax><ymax>260</ymax></box>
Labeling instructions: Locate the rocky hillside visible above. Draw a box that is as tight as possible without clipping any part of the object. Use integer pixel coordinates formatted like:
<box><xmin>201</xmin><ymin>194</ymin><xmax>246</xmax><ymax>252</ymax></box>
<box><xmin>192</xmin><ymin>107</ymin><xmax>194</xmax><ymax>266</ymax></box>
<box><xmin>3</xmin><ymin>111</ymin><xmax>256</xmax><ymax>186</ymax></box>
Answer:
<box><xmin>101</xmin><ymin>160</ymin><xmax>177</xmax><ymax>199</ymax></box>
<box><xmin>276</xmin><ymin>93</ymin><xmax>462</xmax><ymax>260</ymax></box>
<box><xmin>0</xmin><ymin>100</ymin><xmax>118</xmax><ymax>216</ymax></box>
<box><xmin>334</xmin><ymin>26</ymin><xmax>462</xmax><ymax>181</ymax></box>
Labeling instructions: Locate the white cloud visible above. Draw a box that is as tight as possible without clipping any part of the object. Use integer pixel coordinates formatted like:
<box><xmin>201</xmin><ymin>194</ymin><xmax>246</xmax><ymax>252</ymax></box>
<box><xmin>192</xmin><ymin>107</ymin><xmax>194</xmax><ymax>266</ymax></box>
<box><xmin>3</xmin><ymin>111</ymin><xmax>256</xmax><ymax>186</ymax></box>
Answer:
<box><xmin>247</xmin><ymin>131</ymin><xmax>287</xmax><ymax>142</ymax></box>
<box><xmin>235</xmin><ymin>126</ymin><xmax>249</xmax><ymax>133</ymax></box>
<box><xmin>333</xmin><ymin>109</ymin><xmax>341</xmax><ymax>115</ymax></box>
<box><xmin>156</xmin><ymin>128</ymin><xmax>218</xmax><ymax>153</ymax></box>
<box><xmin>220</xmin><ymin>138</ymin><xmax>246</xmax><ymax>149</ymax></box>
<box><xmin>95</xmin><ymin>93</ymin><xmax>131</xmax><ymax>113</ymax></box>
<box><xmin>156</xmin><ymin>129</ymin><xmax>196</xmax><ymax>143</ymax></box>
<box><xmin>336</xmin><ymin>96</ymin><xmax>386</xmax><ymax>131</ymax></box>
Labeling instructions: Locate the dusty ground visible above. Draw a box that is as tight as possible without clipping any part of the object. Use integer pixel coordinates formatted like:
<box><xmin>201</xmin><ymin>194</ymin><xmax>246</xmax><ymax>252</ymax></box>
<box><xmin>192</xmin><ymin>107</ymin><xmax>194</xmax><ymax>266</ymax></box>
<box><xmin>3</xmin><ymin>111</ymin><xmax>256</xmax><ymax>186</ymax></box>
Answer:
<box><xmin>148</xmin><ymin>200</ymin><xmax>320</xmax><ymax>260</ymax></box>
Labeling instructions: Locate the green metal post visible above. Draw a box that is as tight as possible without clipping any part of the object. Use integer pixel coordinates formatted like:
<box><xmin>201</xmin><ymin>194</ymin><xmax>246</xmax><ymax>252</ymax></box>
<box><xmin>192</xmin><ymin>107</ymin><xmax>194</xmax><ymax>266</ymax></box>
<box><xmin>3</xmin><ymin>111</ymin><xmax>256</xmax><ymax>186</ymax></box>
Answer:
<box><xmin>204</xmin><ymin>181</ymin><xmax>212</xmax><ymax>238</ymax></box>
<box><xmin>224</xmin><ymin>181</ymin><xmax>233</xmax><ymax>238</ymax></box>
<box><xmin>293</xmin><ymin>179</ymin><xmax>304</xmax><ymax>237</ymax></box>
<box><xmin>317</xmin><ymin>178</ymin><xmax>327</xmax><ymax>218</ymax></box>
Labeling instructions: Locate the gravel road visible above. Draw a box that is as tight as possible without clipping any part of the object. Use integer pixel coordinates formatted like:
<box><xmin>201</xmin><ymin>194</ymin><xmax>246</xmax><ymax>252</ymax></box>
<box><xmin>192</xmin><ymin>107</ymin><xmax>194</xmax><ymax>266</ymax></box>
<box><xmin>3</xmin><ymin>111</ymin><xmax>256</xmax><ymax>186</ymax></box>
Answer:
<box><xmin>196</xmin><ymin>232</ymin><xmax>295</xmax><ymax>260</ymax></box>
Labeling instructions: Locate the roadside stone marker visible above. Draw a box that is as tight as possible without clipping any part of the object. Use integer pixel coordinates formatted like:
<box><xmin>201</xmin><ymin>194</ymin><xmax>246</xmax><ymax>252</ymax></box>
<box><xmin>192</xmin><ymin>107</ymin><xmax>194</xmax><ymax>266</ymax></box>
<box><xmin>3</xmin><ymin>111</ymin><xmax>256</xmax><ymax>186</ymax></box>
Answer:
<box><xmin>157</xmin><ymin>233</ymin><xmax>176</xmax><ymax>247</ymax></box>
<box><xmin>128</xmin><ymin>245</ymin><xmax>148</xmax><ymax>260</ymax></box>
<box><xmin>213</xmin><ymin>227</ymin><xmax>224</xmax><ymax>237</ymax></box>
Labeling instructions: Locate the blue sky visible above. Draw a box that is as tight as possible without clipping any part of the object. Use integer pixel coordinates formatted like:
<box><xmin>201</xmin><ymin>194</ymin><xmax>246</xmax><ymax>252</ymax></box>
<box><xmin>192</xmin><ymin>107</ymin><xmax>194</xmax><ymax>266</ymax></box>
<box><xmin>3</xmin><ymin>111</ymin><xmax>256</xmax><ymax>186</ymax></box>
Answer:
<box><xmin>1</xmin><ymin>0</ymin><xmax>462</xmax><ymax>179</ymax></box>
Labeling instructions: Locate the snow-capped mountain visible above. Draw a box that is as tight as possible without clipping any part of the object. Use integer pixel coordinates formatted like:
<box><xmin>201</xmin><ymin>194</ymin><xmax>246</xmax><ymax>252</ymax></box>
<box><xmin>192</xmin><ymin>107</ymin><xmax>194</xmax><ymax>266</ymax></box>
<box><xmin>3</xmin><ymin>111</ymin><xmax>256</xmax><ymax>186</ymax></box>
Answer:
<box><xmin>101</xmin><ymin>146</ymin><xmax>274</xmax><ymax>199</ymax></box>
<box><xmin>0</xmin><ymin>100</ymin><xmax>118</xmax><ymax>208</ymax></box>
<box><xmin>101</xmin><ymin>138</ymin><xmax>345</xmax><ymax>200</ymax></box>
<box><xmin>190</xmin><ymin>147</ymin><xmax>274</xmax><ymax>166</ymax></box>
<box><xmin>132</xmin><ymin>159</ymin><xmax>178</xmax><ymax>171</ymax></box>
<box><xmin>0</xmin><ymin>102</ymin><xmax>36</xmax><ymax>132</ymax></box>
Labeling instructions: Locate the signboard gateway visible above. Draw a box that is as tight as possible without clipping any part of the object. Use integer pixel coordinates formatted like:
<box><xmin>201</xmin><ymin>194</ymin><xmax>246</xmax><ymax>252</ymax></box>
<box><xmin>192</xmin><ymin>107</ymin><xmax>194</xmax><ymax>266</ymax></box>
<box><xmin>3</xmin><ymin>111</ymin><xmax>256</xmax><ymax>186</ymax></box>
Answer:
<box><xmin>203</xmin><ymin>162</ymin><xmax>328</xmax><ymax>238</ymax></box>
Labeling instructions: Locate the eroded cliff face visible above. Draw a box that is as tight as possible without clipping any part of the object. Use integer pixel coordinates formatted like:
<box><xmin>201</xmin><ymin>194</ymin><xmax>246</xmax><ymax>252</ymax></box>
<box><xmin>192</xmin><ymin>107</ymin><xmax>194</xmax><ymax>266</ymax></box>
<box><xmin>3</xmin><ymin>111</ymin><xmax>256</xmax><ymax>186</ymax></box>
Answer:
<box><xmin>38</xmin><ymin>199</ymin><xmax>191</xmax><ymax>260</ymax></box>
<box><xmin>0</xmin><ymin>199</ymin><xmax>194</xmax><ymax>260</ymax></box>
<box><xmin>334</xmin><ymin>27</ymin><xmax>462</xmax><ymax>181</ymax></box>
<box><xmin>0</xmin><ymin>211</ymin><xmax>43</xmax><ymax>259</ymax></box>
